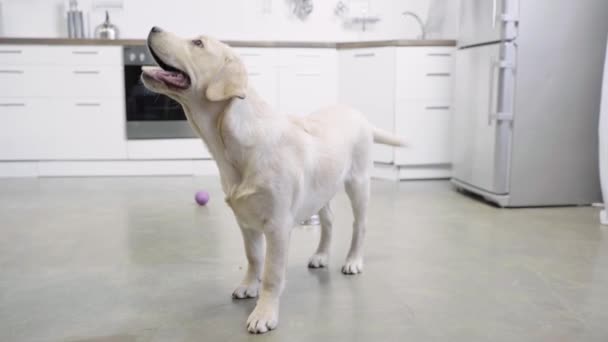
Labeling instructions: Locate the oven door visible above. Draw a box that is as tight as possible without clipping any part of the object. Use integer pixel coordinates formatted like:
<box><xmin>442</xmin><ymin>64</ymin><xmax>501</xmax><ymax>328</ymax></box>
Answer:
<box><xmin>124</xmin><ymin>64</ymin><xmax>197</xmax><ymax>139</ymax></box>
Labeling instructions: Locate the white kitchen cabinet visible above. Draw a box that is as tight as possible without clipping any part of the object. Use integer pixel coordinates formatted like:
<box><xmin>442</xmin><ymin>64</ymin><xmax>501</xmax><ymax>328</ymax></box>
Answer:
<box><xmin>127</xmin><ymin>139</ymin><xmax>210</xmax><ymax>160</ymax></box>
<box><xmin>394</xmin><ymin>100</ymin><xmax>452</xmax><ymax>165</ymax></box>
<box><xmin>0</xmin><ymin>45</ymin><xmax>127</xmax><ymax>162</ymax></box>
<box><xmin>37</xmin><ymin>99</ymin><xmax>127</xmax><ymax>160</ymax></box>
<box><xmin>0</xmin><ymin>45</ymin><xmax>122</xmax><ymax>66</ymax></box>
<box><xmin>278</xmin><ymin>49</ymin><xmax>337</xmax><ymax>117</ymax></box>
<box><xmin>0</xmin><ymin>99</ymin><xmax>44</xmax><ymax>160</ymax></box>
<box><xmin>339</xmin><ymin>47</ymin><xmax>396</xmax><ymax>163</ymax></box>
<box><xmin>339</xmin><ymin>46</ymin><xmax>454</xmax><ymax>176</ymax></box>
<box><xmin>0</xmin><ymin>66</ymin><xmax>123</xmax><ymax>98</ymax></box>
<box><xmin>396</xmin><ymin>47</ymin><xmax>454</xmax><ymax>101</ymax></box>
<box><xmin>235</xmin><ymin>48</ymin><xmax>280</xmax><ymax>109</ymax></box>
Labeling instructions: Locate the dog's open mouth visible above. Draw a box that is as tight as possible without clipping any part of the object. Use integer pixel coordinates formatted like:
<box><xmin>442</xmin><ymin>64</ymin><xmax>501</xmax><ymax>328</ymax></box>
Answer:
<box><xmin>142</xmin><ymin>46</ymin><xmax>191</xmax><ymax>90</ymax></box>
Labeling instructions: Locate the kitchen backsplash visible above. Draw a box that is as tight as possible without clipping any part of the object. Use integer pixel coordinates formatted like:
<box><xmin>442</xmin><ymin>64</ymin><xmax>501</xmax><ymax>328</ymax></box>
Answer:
<box><xmin>0</xmin><ymin>0</ymin><xmax>459</xmax><ymax>41</ymax></box>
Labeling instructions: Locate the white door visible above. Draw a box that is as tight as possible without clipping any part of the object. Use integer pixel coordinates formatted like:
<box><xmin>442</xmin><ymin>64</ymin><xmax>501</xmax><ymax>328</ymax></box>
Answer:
<box><xmin>451</xmin><ymin>42</ymin><xmax>515</xmax><ymax>194</ymax></box>
<box><xmin>459</xmin><ymin>0</ymin><xmax>519</xmax><ymax>47</ymax></box>
<box><xmin>339</xmin><ymin>48</ymin><xmax>395</xmax><ymax>163</ymax></box>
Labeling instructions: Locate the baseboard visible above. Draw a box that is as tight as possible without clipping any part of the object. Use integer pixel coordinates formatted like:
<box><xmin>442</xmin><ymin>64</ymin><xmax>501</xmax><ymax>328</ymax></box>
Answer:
<box><xmin>0</xmin><ymin>162</ymin><xmax>39</xmax><ymax>178</ymax></box>
<box><xmin>373</xmin><ymin>163</ymin><xmax>452</xmax><ymax>181</ymax></box>
<box><xmin>0</xmin><ymin>160</ymin><xmax>219</xmax><ymax>177</ymax></box>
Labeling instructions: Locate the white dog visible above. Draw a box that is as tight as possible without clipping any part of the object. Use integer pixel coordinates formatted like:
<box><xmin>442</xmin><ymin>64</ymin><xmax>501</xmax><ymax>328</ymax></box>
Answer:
<box><xmin>141</xmin><ymin>27</ymin><xmax>405</xmax><ymax>334</ymax></box>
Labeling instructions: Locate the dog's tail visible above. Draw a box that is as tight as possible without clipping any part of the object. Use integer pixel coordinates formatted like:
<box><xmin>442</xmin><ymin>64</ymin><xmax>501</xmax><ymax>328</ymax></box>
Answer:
<box><xmin>372</xmin><ymin>127</ymin><xmax>407</xmax><ymax>147</ymax></box>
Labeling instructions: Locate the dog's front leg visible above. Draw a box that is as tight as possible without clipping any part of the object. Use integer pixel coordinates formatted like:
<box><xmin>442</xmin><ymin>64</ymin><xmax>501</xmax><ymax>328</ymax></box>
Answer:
<box><xmin>232</xmin><ymin>226</ymin><xmax>264</xmax><ymax>299</ymax></box>
<box><xmin>246</xmin><ymin>227</ymin><xmax>290</xmax><ymax>334</ymax></box>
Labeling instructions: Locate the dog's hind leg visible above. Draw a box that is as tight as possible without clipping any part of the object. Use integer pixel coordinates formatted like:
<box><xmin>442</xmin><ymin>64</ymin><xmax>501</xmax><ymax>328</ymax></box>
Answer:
<box><xmin>308</xmin><ymin>203</ymin><xmax>333</xmax><ymax>268</ymax></box>
<box><xmin>232</xmin><ymin>226</ymin><xmax>264</xmax><ymax>299</ymax></box>
<box><xmin>342</xmin><ymin>176</ymin><xmax>370</xmax><ymax>275</ymax></box>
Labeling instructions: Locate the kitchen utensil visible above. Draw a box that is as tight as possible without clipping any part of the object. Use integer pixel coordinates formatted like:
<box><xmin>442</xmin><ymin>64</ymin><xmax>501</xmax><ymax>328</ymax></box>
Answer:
<box><xmin>95</xmin><ymin>10</ymin><xmax>119</xmax><ymax>39</ymax></box>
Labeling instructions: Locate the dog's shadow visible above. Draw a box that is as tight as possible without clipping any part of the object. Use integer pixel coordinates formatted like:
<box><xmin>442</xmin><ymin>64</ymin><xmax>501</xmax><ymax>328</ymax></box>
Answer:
<box><xmin>307</xmin><ymin>267</ymin><xmax>332</xmax><ymax>286</ymax></box>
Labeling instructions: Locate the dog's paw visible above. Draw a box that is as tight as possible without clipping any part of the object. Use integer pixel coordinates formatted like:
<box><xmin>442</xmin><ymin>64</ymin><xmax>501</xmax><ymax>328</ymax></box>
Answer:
<box><xmin>341</xmin><ymin>258</ymin><xmax>363</xmax><ymax>275</ymax></box>
<box><xmin>232</xmin><ymin>281</ymin><xmax>260</xmax><ymax>299</ymax></box>
<box><xmin>246</xmin><ymin>302</ymin><xmax>279</xmax><ymax>334</ymax></box>
<box><xmin>308</xmin><ymin>253</ymin><xmax>329</xmax><ymax>268</ymax></box>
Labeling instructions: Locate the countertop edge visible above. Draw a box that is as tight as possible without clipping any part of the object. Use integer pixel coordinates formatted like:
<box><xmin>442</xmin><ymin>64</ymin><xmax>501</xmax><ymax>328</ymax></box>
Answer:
<box><xmin>0</xmin><ymin>38</ymin><xmax>457</xmax><ymax>48</ymax></box>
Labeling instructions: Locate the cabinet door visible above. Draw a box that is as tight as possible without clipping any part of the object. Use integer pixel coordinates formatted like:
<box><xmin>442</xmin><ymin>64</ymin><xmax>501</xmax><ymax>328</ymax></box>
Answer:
<box><xmin>279</xmin><ymin>67</ymin><xmax>337</xmax><ymax>117</ymax></box>
<box><xmin>235</xmin><ymin>48</ymin><xmax>280</xmax><ymax>109</ymax></box>
<box><xmin>0</xmin><ymin>99</ymin><xmax>43</xmax><ymax>160</ymax></box>
<box><xmin>278</xmin><ymin>49</ymin><xmax>337</xmax><ymax>117</ymax></box>
<box><xmin>37</xmin><ymin>99</ymin><xmax>127</xmax><ymax>160</ymax></box>
<box><xmin>394</xmin><ymin>100</ymin><xmax>452</xmax><ymax>165</ymax></box>
<box><xmin>247</xmin><ymin>66</ymin><xmax>279</xmax><ymax>109</ymax></box>
<box><xmin>0</xmin><ymin>66</ymin><xmax>123</xmax><ymax>98</ymax></box>
<box><xmin>339</xmin><ymin>48</ymin><xmax>395</xmax><ymax>163</ymax></box>
<box><xmin>396</xmin><ymin>47</ymin><xmax>454</xmax><ymax>101</ymax></box>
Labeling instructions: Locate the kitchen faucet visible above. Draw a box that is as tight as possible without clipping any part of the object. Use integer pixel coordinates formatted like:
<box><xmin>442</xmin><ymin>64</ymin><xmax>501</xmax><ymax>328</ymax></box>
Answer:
<box><xmin>402</xmin><ymin>11</ymin><xmax>426</xmax><ymax>40</ymax></box>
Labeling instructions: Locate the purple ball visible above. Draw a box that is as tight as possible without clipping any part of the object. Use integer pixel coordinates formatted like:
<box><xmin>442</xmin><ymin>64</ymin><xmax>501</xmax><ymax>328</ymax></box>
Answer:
<box><xmin>195</xmin><ymin>191</ymin><xmax>210</xmax><ymax>206</ymax></box>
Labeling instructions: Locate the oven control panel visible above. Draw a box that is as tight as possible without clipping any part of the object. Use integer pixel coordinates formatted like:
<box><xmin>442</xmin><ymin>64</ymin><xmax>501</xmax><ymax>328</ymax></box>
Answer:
<box><xmin>123</xmin><ymin>45</ymin><xmax>155</xmax><ymax>66</ymax></box>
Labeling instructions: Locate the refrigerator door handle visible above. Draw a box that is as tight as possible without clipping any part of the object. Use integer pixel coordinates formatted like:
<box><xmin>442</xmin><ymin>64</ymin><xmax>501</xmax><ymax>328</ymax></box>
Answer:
<box><xmin>488</xmin><ymin>58</ymin><xmax>498</xmax><ymax>125</ymax></box>
<box><xmin>492</xmin><ymin>0</ymin><xmax>498</xmax><ymax>29</ymax></box>
<box><xmin>488</xmin><ymin>58</ymin><xmax>515</xmax><ymax>125</ymax></box>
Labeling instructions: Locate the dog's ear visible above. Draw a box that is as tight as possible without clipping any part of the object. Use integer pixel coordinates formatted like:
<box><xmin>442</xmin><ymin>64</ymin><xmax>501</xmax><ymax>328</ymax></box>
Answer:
<box><xmin>206</xmin><ymin>56</ymin><xmax>248</xmax><ymax>101</ymax></box>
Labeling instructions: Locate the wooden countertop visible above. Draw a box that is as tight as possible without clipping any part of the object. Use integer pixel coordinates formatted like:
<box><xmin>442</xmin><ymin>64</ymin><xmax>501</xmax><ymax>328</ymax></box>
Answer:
<box><xmin>0</xmin><ymin>37</ymin><xmax>456</xmax><ymax>49</ymax></box>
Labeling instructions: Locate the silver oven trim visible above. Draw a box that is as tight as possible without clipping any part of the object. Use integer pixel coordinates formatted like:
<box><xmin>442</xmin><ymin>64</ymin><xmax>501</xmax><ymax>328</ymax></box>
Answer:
<box><xmin>126</xmin><ymin>121</ymin><xmax>197</xmax><ymax>139</ymax></box>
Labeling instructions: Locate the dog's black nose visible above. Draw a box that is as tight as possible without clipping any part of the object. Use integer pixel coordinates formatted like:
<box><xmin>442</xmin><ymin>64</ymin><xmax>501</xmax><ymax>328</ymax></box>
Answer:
<box><xmin>151</xmin><ymin>26</ymin><xmax>162</xmax><ymax>33</ymax></box>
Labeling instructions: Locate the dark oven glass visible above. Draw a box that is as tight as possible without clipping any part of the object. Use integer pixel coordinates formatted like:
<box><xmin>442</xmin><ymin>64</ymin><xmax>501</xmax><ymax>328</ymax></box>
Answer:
<box><xmin>124</xmin><ymin>65</ymin><xmax>186</xmax><ymax>121</ymax></box>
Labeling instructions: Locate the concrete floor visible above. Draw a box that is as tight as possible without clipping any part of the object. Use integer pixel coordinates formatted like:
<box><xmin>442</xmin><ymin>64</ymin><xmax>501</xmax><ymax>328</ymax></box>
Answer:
<box><xmin>1</xmin><ymin>177</ymin><xmax>607</xmax><ymax>342</ymax></box>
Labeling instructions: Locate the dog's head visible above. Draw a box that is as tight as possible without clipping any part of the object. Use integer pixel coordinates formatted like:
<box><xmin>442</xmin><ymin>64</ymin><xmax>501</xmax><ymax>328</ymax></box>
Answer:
<box><xmin>141</xmin><ymin>27</ymin><xmax>248</xmax><ymax>103</ymax></box>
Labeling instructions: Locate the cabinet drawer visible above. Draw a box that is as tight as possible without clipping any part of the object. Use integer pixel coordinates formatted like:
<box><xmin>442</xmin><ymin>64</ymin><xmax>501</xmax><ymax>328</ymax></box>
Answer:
<box><xmin>0</xmin><ymin>66</ymin><xmax>123</xmax><ymax>97</ymax></box>
<box><xmin>394</xmin><ymin>100</ymin><xmax>452</xmax><ymax>165</ymax></box>
<box><xmin>396</xmin><ymin>47</ymin><xmax>454</xmax><ymax>101</ymax></box>
<box><xmin>127</xmin><ymin>139</ymin><xmax>210</xmax><ymax>160</ymax></box>
<box><xmin>279</xmin><ymin>67</ymin><xmax>337</xmax><ymax>116</ymax></box>
<box><xmin>247</xmin><ymin>66</ymin><xmax>279</xmax><ymax>109</ymax></box>
<box><xmin>0</xmin><ymin>99</ymin><xmax>45</xmax><ymax>160</ymax></box>
<box><xmin>60</xmin><ymin>66</ymin><xmax>123</xmax><ymax>97</ymax></box>
<box><xmin>0</xmin><ymin>45</ymin><xmax>122</xmax><ymax>66</ymax></box>
<box><xmin>37</xmin><ymin>99</ymin><xmax>127</xmax><ymax>160</ymax></box>
<box><xmin>234</xmin><ymin>48</ymin><xmax>279</xmax><ymax>69</ymax></box>
<box><xmin>279</xmin><ymin>48</ymin><xmax>336</xmax><ymax>69</ymax></box>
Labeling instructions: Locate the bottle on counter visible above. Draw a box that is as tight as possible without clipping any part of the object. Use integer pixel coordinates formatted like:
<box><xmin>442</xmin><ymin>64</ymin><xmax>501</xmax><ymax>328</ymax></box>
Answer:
<box><xmin>66</xmin><ymin>0</ymin><xmax>85</xmax><ymax>38</ymax></box>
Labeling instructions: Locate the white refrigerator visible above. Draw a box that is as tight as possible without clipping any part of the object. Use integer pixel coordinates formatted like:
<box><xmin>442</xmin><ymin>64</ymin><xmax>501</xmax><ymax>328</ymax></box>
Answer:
<box><xmin>451</xmin><ymin>0</ymin><xmax>608</xmax><ymax>207</ymax></box>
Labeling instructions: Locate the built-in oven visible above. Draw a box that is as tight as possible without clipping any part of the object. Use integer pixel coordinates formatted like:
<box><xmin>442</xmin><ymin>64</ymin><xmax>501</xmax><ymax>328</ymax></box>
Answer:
<box><xmin>123</xmin><ymin>45</ymin><xmax>196</xmax><ymax>139</ymax></box>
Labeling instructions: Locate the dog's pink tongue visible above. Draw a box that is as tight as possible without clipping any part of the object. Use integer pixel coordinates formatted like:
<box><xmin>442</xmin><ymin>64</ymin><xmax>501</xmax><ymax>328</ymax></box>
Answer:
<box><xmin>149</xmin><ymin>69</ymin><xmax>189</xmax><ymax>89</ymax></box>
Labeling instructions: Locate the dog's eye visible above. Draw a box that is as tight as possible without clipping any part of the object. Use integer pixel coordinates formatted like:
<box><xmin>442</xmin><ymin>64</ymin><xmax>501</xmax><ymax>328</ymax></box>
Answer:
<box><xmin>192</xmin><ymin>39</ymin><xmax>204</xmax><ymax>47</ymax></box>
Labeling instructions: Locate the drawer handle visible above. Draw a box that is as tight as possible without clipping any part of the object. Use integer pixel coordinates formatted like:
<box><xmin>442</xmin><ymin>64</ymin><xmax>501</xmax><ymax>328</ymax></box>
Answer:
<box><xmin>426</xmin><ymin>106</ymin><xmax>450</xmax><ymax>110</ymax></box>
<box><xmin>73</xmin><ymin>70</ymin><xmax>100</xmax><ymax>75</ymax></box>
<box><xmin>296</xmin><ymin>72</ymin><xmax>321</xmax><ymax>77</ymax></box>
<box><xmin>75</xmin><ymin>103</ymin><xmax>101</xmax><ymax>107</ymax></box>
<box><xmin>0</xmin><ymin>70</ymin><xmax>24</xmax><ymax>74</ymax></box>
<box><xmin>0</xmin><ymin>50</ymin><xmax>22</xmax><ymax>54</ymax></box>
<box><xmin>354</xmin><ymin>53</ymin><xmax>375</xmax><ymax>58</ymax></box>
<box><xmin>248</xmin><ymin>72</ymin><xmax>261</xmax><ymax>76</ymax></box>
<box><xmin>427</xmin><ymin>53</ymin><xmax>452</xmax><ymax>57</ymax></box>
<box><xmin>240</xmin><ymin>53</ymin><xmax>261</xmax><ymax>57</ymax></box>
<box><xmin>72</xmin><ymin>51</ymin><xmax>99</xmax><ymax>55</ymax></box>
<box><xmin>426</xmin><ymin>72</ymin><xmax>451</xmax><ymax>77</ymax></box>
<box><xmin>296</xmin><ymin>54</ymin><xmax>321</xmax><ymax>58</ymax></box>
<box><xmin>0</xmin><ymin>103</ymin><xmax>26</xmax><ymax>107</ymax></box>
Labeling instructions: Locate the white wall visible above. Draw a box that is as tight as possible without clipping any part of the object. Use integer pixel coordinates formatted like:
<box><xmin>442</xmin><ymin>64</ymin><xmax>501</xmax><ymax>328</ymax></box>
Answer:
<box><xmin>0</xmin><ymin>0</ymin><xmax>459</xmax><ymax>41</ymax></box>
